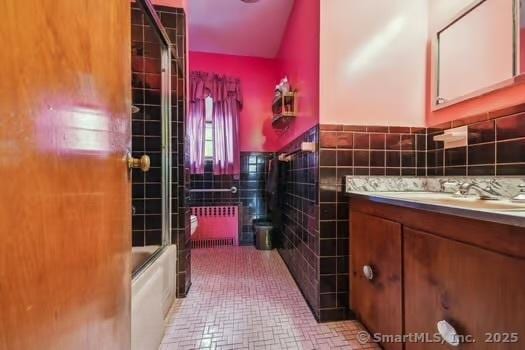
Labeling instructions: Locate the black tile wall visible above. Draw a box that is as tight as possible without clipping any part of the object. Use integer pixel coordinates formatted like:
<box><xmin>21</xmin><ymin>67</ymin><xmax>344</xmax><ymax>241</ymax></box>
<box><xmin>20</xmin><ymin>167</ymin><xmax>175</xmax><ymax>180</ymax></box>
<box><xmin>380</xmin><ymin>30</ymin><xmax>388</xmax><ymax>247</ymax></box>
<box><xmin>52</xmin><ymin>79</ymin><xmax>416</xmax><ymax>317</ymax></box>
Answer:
<box><xmin>155</xmin><ymin>5</ymin><xmax>190</xmax><ymax>297</ymax></box>
<box><xmin>317</xmin><ymin>124</ymin><xmax>426</xmax><ymax>322</ymax></box>
<box><xmin>131</xmin><ymin>5</ymin><xmax>163</xmax><ymax>248</ymax></box>
<box><xmin>320</xmin><ymin>125</ymin><xmax>427</xmax><ymax>179</ymax></box>
<box><xmin>189</xmin><ymin>161</ymin><xmax>241</xmax><ymax>206</ymax></box>
<box><xmin>277</xmin><ymin>126</ymin><xmax>321</xmax><ymax>320</ymax></box>
<box><xmin>311</xmin><ymin>106</ymin><xmax>525</xmax><ymax>321</ymax></box>
<box><xmin>427</xmin><ymin>108</ymin><xmax>525</xmax><ymax>176</ymax></box>
<box><xmin>239</xmin><ymin>153</ymin><xmax>273</xmax><ymax>245</ymax></box>
<box><xmin>189</xmin><ymin>153</ymin><xmax>273</xmax><ymax>246</ymax></box>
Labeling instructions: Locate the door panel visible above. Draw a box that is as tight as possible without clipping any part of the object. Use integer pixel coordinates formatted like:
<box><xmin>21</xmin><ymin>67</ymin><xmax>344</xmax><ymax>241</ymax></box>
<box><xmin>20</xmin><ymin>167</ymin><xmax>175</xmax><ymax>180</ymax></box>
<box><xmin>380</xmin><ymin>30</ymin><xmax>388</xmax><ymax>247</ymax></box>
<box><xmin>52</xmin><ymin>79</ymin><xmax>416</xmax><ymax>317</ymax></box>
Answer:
<box><xmin>350</xmin><ymin>212</ymin><xmax>403</xmax><ymax>350</ymax></box>
<box><xmin>404</xmin><ymin>228</ymin><xmax>525</xmax><ymax>349</ymax></box>
<box><xmin>0</xmin><ymin>1</ymin><xmax>131</xmax><ymax>349</ymax></box>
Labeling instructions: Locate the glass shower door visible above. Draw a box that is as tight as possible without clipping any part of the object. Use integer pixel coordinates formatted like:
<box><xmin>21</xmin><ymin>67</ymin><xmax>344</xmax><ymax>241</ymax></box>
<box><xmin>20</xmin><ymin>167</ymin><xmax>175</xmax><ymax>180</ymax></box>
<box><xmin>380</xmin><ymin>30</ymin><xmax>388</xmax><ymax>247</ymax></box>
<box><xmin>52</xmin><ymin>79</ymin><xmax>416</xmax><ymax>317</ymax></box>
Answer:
<box><xmin>130</xmin><ymin>0</ymin><xmax>172</xmax><ymax>274</ymax></box>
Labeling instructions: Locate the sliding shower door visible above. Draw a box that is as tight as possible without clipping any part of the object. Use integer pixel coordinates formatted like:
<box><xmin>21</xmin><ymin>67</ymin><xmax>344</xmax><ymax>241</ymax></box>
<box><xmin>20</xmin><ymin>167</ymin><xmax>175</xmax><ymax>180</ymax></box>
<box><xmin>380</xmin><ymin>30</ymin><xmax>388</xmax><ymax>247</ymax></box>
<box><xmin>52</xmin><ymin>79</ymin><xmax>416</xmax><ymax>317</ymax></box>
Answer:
<box><xmin>131</xmin><ymin>0</ymin><xmax>172</xmax><ymax>274</ymax></box>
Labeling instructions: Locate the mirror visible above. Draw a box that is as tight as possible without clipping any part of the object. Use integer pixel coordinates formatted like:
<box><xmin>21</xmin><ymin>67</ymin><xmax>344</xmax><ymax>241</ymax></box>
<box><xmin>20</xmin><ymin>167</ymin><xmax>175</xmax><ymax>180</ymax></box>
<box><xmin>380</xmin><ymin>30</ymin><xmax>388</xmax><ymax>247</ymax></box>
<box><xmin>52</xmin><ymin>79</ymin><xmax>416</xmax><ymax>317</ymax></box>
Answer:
<box><xmin>434</xmin><ymin>0</ymin><xmax>522</xmax><ymax>109</ymax></box>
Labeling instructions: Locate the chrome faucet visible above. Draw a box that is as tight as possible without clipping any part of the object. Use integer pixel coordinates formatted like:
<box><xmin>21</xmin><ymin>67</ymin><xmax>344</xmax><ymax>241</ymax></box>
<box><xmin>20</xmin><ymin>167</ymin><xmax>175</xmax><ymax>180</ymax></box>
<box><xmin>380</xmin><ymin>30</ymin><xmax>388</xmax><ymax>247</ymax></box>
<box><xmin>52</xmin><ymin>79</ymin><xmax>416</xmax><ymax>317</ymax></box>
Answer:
<box><xmin>440</xmin><ymin>179</ymin><xmax>459</xmax><ymax>192</ymax></box>
<box><xmin>511</xmin><ymin>184</ymin><xmax>525</xmax><ymax>202</ymax></box>
<box><xmin>457</xmin><ymin>181</ymin><xmax>498</xmax><ymax>200</ymax></box>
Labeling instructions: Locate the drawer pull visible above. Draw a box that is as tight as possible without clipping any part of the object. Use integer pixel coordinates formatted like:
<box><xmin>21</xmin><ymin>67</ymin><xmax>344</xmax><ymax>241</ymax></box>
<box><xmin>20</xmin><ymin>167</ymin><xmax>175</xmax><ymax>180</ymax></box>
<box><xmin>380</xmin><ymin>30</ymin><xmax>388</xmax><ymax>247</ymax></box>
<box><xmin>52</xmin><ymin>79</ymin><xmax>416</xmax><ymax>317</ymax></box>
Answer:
<box><xmin>437</xmin><ymin>320</ymin><xmax>460</xmax><ymax>346</ymax></box>
<box><xmin>362</xmin><ymin>265</ymin><xmax>374</xmax><ymax>280</ymax></box>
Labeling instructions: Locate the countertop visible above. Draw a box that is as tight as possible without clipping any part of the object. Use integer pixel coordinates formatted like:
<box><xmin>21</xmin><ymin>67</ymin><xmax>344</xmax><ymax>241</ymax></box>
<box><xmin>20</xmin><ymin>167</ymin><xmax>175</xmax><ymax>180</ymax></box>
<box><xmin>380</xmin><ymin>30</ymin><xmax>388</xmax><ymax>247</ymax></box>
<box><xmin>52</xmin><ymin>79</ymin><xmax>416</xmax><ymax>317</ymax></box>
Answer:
<box><xmin>348</xmin><ymin>191</ymin><xmax>525</xmax><ymax>228</ymax></box>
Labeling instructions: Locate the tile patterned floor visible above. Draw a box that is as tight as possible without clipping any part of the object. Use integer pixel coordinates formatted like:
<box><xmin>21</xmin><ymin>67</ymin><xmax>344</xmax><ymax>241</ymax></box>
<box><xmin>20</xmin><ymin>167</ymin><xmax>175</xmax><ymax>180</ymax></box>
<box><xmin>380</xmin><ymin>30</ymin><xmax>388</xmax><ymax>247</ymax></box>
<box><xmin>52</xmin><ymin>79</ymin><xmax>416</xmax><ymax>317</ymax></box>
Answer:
<box><xmin>160</xmin><ymin>247</ymin><xmax>379</xmax><ymax>350</ymax></box>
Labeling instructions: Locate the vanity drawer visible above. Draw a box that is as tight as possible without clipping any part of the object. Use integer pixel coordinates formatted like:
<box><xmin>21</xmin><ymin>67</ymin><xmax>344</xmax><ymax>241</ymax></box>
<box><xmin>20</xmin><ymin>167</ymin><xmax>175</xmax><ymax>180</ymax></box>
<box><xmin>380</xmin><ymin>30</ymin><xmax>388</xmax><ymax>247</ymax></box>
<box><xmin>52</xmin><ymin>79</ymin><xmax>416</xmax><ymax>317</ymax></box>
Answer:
<box><xmin>404</xmin><ymin>227</ymin><xmax>525</xmax><ymax>349</ymax></box>
<box><xmin>351</xmin><ymin>212</ymin><xmax>402</xmax><ymax>350</ymax></box>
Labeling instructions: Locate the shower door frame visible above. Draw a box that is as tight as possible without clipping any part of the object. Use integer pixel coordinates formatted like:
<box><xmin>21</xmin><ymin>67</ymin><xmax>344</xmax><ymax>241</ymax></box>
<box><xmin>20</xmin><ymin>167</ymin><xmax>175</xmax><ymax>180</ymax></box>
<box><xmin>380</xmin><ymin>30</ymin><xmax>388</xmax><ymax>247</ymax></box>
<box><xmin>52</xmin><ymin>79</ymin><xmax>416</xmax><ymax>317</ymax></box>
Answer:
<box><xmin>133</xmin><ymin>0</ymin><xmax>173</xmax><ymax>277</ymax></box>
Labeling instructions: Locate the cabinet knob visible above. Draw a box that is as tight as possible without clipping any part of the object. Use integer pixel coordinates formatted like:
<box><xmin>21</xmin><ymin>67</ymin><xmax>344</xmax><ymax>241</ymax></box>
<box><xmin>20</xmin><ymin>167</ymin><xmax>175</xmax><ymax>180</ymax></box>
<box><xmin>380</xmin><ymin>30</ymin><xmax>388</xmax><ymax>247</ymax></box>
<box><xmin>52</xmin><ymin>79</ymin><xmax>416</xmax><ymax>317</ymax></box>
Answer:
<box><xmin>362</xmin><ymin>265</ymin><xmax>374</xmax><ymax>280</ymax></box>
<box><xmin>437</xmin><ymin>320</ymin><xmax>460</xmax><ymax>346</ymax></box>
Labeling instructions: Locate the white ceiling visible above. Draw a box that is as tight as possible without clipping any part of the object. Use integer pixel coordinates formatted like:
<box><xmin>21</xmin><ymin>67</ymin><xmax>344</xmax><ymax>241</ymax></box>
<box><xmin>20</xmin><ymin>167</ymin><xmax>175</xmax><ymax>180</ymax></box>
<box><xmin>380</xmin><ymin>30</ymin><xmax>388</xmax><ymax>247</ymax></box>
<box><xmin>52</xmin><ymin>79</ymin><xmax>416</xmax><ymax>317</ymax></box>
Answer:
<box><xmin>188</xmin><ymin>0</ymin><xmax>294</xmax><ymax>58</ymax></box>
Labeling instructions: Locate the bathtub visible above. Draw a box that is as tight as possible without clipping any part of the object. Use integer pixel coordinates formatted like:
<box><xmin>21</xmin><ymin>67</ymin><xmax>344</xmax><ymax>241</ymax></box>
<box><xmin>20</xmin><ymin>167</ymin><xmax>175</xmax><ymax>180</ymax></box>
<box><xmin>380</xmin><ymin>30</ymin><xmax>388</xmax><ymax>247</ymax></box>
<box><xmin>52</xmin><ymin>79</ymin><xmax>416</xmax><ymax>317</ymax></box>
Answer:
<box><xmin>131</xmin><ymin>245</ymin><xmax>177</xmax><ymax>350</ymax></box>
<box><xmin>131</xmin><ymin>245</ymin><xmax>161</xmax><ymax>271</ymax></box>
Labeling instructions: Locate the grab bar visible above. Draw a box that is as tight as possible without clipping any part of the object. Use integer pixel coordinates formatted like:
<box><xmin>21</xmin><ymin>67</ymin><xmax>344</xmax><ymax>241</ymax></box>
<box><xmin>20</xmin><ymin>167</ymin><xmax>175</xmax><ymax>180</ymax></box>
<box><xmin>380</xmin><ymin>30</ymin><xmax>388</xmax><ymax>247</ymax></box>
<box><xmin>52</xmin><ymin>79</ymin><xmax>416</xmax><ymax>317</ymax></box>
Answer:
<box><xmin>278</xmin><ymin>142</ymin><xmax>316</xmax><ymax>162</ymax></box>
<box><xmin>189</xmin><ymin>186</ymin><xmax>238</xmax><ymax>194</ymax></box>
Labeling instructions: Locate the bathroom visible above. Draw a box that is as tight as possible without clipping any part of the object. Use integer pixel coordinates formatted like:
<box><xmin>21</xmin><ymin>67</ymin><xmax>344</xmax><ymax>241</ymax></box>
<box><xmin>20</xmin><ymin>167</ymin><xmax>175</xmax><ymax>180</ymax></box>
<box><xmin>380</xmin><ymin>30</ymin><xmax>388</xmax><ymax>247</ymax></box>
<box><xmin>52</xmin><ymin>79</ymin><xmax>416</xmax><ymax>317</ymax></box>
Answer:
<box><xmin>1</xmin><ymin>0</ymin><xmax>524</xmax><ymax>349</ymax></box>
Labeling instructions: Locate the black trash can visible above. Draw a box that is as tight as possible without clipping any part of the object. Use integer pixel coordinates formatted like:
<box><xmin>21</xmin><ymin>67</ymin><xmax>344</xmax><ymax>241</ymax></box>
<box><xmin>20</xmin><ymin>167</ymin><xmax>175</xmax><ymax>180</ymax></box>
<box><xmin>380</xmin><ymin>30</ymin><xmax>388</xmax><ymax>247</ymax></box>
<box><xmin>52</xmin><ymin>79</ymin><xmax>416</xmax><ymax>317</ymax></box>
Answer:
<box><xmin>254</xmin><ymin>220</ymin><xmax>273</xmax><ymax>250</ymax></box>
<box><xmin>253</xmin><ymin>218</ymin><xmax>270</xmax><ymax>232</ymax></box>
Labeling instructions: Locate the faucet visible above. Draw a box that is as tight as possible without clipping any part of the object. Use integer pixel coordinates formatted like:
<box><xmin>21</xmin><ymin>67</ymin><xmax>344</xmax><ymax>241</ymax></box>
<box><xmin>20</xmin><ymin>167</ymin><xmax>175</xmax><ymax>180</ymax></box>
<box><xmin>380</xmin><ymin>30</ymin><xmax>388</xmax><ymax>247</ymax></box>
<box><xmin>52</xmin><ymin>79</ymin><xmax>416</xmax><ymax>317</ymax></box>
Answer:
<box><xmin>457</xmin><ymin>181</ymin><xmax>498</xmax><ymax>200</ymax></box>
<box><xmin>440</xmin><ymin>179</ymin><xmax>459</xmax><ymax>192</ymax></box>
<box><xmin>511</xmin><ymin>183</ymin><xmax>525</xmax><ymax>202</ymax></box>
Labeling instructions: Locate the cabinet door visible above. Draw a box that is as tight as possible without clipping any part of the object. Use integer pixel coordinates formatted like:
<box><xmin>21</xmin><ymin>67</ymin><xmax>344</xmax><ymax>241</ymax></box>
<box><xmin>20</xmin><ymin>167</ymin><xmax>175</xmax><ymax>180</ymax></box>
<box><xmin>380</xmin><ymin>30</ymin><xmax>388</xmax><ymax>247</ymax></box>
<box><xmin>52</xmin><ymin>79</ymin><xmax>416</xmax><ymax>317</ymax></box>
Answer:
<box><xmin>404</xmin><ymin>228</ymin><xmax>525</xmax><ymax>349</ymax></box>
<box><xmin>351</xmin><ymin>212</ymin><xmax>403</xmax><ymax>350</ymax></box>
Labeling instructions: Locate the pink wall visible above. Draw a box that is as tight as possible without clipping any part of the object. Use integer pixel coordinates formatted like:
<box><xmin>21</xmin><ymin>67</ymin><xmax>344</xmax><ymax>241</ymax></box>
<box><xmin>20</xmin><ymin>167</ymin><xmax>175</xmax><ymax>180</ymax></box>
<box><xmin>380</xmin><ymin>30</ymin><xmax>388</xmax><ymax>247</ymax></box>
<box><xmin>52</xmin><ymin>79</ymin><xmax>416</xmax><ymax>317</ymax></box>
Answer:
<box><xmin>427</xmin><ymin>0</ymin><xmax>525</xmax><ymax>126</ymax></box>
<box><xmin>188</xmin><ymin>0</ymin><xmax>320</xmax><ymax>152</ymax></box>
<box><xmin>319</xmin><ymin>0</ymin><xmax>427</xmax><ymax>127</ymax></box>
<box><xmin>189</xmin><ymin>51</ymin><xmax>281</xmax><ymax>152</ymax></box>
<box><xmin>275</xmin><ymin>0</ymin><xmax>320</xmax><ymax>150</ymax></box>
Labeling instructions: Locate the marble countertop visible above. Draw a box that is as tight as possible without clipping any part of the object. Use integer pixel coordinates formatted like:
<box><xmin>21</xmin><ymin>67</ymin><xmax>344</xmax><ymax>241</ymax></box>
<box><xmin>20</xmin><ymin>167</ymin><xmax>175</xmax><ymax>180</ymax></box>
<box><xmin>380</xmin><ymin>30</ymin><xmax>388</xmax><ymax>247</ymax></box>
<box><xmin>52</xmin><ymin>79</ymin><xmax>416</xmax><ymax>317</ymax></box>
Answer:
<box><xmin>345</xmin><ymin>176</ymin><xmax>525</xmax><ymax>227</ymax></box>
<box><xmin>348</xmin><ymin>191</ymin><xmax>525</xmax><ymax>228</ymax></box>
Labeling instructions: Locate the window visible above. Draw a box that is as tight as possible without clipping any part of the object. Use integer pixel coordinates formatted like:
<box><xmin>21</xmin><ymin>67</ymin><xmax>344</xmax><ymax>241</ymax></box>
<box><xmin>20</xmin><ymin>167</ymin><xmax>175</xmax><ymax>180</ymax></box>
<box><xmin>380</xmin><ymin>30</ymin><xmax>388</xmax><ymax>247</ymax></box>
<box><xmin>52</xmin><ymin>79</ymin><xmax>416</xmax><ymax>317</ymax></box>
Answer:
<box><xmin>204</xmin><ymin>96</ymin><xmax>214</xmax><ymax>158</ymax></box>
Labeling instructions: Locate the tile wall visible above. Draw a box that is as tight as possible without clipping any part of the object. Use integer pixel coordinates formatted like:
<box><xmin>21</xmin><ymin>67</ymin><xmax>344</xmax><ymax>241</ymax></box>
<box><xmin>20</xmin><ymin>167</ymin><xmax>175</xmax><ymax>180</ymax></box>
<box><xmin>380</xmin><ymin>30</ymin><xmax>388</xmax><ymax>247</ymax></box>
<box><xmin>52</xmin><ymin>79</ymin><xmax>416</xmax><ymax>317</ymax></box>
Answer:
<box><xmin>155</xmin><ymin>5</ymin><xmax>191</xmax><ymax>297</ymax></box>
<box><xmin>277</xmin><ymin>126</ymin><xmax>321</xmax><ymax>320</ymax></box>
<box><xmin>239</xmin><ymin>153</ymin><xmax>274</xmax><ymax>245</ymax></box>
<box><xmin>189</xmin><ymin>161</ymin><xmax>241</xmax><ymax>206</ymax></box>
<box><xmin>189</xmin><ymin>153</ymin><xmax>273</xmax><ymax>245</ymax></box>
<box><xmin>310</xmin><ymin>103</ymin><xmax>525</xmax><ymax>321</ymax></box>
<box><xmin>132</xmin><ymin>4</ymin><xmax>191</xmax><ymax>297</ymax></box>
<box><xmin>427</xmin><ymin>104</ymin><xmax>525</xmax><ymax>176</ymax></box>
<box><xmin>131</xmin><ymin>5</ymin><xmax>164</xmax><ymax>248</ymax></box>
<box><xmin>316</xmin><ymin>124</ymin><xmax>427</xmax><ymax>321</ymax></box>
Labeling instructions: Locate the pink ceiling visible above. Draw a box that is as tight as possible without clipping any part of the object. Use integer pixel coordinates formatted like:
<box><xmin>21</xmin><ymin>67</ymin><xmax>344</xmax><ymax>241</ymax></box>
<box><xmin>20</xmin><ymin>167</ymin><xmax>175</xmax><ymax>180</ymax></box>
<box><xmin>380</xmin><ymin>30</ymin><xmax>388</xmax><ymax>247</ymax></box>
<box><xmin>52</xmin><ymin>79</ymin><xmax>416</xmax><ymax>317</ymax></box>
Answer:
<box><xmin>188</xmin><ymin>0</ymin><xmax>294</xmax><ymax>58</ymax></box>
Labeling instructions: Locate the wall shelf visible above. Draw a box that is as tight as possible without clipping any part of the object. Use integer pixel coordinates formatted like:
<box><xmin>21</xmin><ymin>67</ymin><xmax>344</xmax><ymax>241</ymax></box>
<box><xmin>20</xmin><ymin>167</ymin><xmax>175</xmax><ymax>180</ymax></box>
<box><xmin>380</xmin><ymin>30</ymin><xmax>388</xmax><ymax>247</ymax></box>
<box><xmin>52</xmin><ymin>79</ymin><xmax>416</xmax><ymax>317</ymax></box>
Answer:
<box><xmin>271</xmin><ymin>91</ymin><xmax>297</xmax><ymax>129</ymax></box>
<box><xmin>271</xmin><ymin>114</ymin><xmax>295</xmax><ymax>129</ymax></box>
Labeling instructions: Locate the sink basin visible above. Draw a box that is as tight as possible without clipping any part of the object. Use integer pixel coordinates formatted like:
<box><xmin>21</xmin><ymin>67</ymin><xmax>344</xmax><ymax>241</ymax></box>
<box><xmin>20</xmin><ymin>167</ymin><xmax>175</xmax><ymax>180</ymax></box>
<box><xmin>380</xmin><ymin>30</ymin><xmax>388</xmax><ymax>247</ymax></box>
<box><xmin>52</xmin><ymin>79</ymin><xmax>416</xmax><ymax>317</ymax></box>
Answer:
<box><xmin>364</xmin><ymin>192</ymin><xmax>525</xmax><ymax>212</ymax></box>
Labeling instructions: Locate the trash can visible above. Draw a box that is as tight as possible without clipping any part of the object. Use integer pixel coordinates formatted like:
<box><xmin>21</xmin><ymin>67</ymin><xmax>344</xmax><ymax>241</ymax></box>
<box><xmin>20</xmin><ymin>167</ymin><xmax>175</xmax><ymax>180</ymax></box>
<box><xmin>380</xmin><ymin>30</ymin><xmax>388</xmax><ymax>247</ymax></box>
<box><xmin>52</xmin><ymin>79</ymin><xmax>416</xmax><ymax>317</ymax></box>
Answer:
<box><xmin>253</xmin><ymin>218</ymin><xmax>270</xmax><ymax>232</ymax></box>
<box><xmin>254</xmin><ymin>221</ymin><xmax>273</xmax><ymax>250</ymax></box>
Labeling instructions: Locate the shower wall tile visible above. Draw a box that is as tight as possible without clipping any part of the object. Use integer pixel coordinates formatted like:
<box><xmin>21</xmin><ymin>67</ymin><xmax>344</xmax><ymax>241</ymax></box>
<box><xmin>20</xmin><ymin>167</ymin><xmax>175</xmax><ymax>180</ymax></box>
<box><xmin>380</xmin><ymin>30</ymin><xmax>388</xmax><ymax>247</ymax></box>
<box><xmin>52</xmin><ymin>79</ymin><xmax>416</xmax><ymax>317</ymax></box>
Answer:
<box><xmin>154</xmin><ymin>5</ymin><xmax>190</xmax><ymax>297</ymax></box>
<box><xmin>131</xmin><ymin>4</ymin><xmax>163</xmax><ymax>249</ymax></box>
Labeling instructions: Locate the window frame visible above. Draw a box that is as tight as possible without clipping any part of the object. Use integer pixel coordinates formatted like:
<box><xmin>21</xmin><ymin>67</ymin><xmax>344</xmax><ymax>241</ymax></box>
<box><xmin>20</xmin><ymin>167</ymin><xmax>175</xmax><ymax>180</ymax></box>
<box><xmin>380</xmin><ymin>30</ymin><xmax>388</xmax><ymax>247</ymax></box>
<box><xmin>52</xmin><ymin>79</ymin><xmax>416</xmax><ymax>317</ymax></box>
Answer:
<box><xmin>204</xmin><ymin>96</ymin><xmax>214</xmax><ymax>159</ymax></box>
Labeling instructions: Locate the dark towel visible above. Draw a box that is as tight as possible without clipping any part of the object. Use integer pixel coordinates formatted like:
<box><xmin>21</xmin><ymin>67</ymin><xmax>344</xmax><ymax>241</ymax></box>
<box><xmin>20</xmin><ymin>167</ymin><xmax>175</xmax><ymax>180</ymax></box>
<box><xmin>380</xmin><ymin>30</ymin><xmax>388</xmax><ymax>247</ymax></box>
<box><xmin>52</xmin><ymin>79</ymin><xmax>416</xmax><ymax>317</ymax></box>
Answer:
<box><xmin>266</xmin><ymin>155</ymin><xmax>286</xmax><ymax>248</ymax></box>
<box><xmin>266</xmin><ymin>158</ymin><xmax>279</xmax><ymax>196</ymax></box>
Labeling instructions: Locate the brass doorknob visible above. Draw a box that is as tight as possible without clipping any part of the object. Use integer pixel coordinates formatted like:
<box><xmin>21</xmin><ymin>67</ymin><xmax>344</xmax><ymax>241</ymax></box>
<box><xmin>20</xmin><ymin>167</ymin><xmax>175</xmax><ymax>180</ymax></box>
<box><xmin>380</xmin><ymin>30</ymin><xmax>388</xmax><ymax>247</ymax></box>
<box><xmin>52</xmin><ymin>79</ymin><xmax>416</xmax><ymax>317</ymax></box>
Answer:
<box><xmin>127</xmin><ymin>154</ymin><xmax>150</xmax><ymax>172</ymax></box>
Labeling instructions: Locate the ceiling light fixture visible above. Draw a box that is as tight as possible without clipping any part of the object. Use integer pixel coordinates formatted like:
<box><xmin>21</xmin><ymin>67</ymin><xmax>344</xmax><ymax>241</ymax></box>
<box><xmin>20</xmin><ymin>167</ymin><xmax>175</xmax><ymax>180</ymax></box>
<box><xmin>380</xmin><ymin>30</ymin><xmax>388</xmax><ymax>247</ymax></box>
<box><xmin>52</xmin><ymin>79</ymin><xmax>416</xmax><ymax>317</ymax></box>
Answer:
<box><xmin>240</xmin><ymin>0</ymin><xmax>260</xmax><ymax>3</ymax></box>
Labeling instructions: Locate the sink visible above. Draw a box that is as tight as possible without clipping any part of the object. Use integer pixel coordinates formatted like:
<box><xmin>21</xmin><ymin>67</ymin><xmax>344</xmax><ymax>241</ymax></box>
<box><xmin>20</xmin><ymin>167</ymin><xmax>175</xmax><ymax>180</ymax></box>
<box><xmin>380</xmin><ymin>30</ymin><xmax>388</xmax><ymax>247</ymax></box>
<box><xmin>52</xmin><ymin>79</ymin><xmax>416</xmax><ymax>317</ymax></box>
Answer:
<box><xmin>410</xmin><ymin>196</ymin><xmax>525</xmax><ymax>210</ymax></box>
<box><xmin>364</xmin><ymin>192</ymin><xmax>525</xmax><ymax>212</ymax></box>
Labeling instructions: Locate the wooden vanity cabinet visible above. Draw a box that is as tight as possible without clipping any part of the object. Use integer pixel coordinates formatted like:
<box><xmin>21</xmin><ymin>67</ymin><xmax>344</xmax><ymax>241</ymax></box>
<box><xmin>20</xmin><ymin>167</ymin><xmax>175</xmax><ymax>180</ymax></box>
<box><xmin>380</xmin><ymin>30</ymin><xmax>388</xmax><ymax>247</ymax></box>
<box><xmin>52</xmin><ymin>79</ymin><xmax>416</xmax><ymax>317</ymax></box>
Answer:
<box><xmin>351</xmin><ymin>212</ymin><xmax>402</xmax><ymax>350</ymax></box>
<box><xmin>404</xmin><ymin>228</ymin><xmax>525</xmax><ymax>350</ymax></box>
<box><xmin>350</xmin><ymin>197</ymin><xmax>525</xmax><ymax>349</ymax></box>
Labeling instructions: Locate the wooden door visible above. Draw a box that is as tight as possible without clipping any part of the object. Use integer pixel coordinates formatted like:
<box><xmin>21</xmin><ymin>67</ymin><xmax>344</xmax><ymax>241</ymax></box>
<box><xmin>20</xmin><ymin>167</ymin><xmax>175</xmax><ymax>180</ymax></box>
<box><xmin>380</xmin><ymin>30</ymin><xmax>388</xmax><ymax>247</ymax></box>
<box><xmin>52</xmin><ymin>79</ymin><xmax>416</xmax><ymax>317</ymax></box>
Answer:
<box><xmin>350</xmin><ymin>212</ymin><xmax>403</xmax><ymax>350</ymax></box>
<box><xmin>404</xmin><ymin>228</ymin><xmax>525</xmax><ymax>349</ymax></box>
<box><xmin>0</xmin><ymin>1</ymin><xmax>131</xmax><ymax>349</ymax></box>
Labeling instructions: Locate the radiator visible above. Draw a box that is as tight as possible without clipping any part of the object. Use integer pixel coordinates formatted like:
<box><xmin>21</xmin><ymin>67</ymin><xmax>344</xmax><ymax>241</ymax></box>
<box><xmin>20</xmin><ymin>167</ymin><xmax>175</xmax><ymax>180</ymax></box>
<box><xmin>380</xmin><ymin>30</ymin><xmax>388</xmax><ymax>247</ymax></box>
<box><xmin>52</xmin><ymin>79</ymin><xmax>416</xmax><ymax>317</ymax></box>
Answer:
<box><xmin>191</xmin><ymin>206</ymin><xmax>239</xmax><ymax>248</ymax></box>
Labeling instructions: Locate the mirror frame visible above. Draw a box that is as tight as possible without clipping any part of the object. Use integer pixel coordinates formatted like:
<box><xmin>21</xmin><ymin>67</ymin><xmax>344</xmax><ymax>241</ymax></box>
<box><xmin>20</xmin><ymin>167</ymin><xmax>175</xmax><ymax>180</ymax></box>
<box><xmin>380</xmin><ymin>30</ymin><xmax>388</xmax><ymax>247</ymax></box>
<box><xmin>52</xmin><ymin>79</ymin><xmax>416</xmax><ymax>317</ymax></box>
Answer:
<box><xmin>432</xmin><ymin>0</ymin><xmax>524</xmax><ymax>111</ymax></box>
